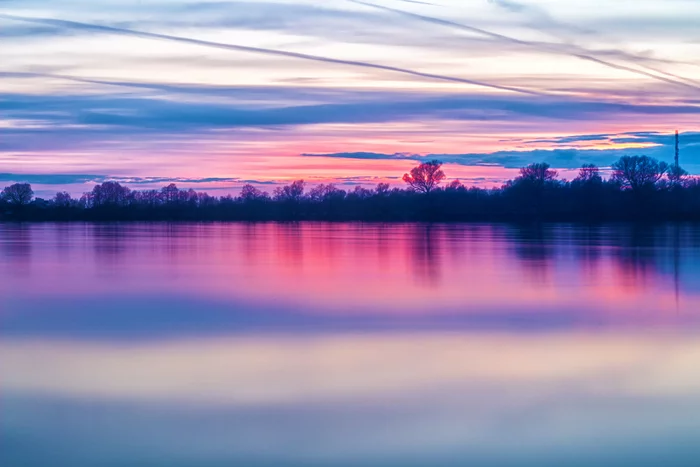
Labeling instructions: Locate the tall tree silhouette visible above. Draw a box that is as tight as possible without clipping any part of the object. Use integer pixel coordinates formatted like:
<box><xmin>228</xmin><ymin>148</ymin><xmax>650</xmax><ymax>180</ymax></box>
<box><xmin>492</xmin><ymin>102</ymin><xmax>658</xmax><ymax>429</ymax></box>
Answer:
<box><xmin>240</xmin><ymin>184</ymin><xmax>270</xmax><ymax>202</ymax></box>
<box><xmin>161</xmin><ymin>183</ymin><xmax>180</xmax><ymax>204</ymax></box>
<box><xmin>667</xmin><ymin>164</ymin><xmax>690</xmax><ymax>187</ymax></box>
<box><xmin>611</xmin><ymin>155</ymin><xmax>669</xmax><ymax>191</ymax></box>
<box><xmin>403</xmin><ymin>160</ymin><xmax>446</xmax><ymax>193</ymax></box>
<box><xmin>273</xmin><ymin>180</ymin><xmax>305</xmax><ymax>202</ymax></box>
<box><xmin>89</xmin><ymin>181</ymin><xmax>132</xmax><ymax>207</ymax></box>
<box><xmin>573</xmin><ymin>164</ymin><xmax>603</xmax><ymax>185</ymax></box>
<box><xmin>52</xmin><ymin>191</ymin><xmax>74</xmax><ymax>207</ymax></box>
<box><xmin>516</xmin><ymin>162</ymin><xmax>558</xmax><ymax>187</ymax></box>
<box><xmin>1</xmin><ymin>183</ymin><xmax>34</xmax><ymax>206</ymax></box>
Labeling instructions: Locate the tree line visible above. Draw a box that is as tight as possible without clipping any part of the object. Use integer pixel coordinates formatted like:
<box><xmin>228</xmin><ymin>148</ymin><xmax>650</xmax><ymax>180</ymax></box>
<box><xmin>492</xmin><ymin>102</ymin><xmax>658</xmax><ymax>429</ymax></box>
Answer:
<box><xmin>2</xmin><ymin>155</ymin><xmax>699</xmax><ymax>222</ymax></box>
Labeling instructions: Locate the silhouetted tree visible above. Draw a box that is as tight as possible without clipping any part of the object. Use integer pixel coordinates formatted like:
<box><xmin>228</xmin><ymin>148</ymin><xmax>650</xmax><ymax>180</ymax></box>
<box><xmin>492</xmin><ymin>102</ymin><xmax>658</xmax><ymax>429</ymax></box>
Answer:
<box><xmin>375</xmin><ymin>183</ymin><xmax>391</xmax><ymax>195</ymax></box>
<box><xmin>161</xmin><ymin>183</ymin><xmax>180</xmax><ymax>204</ymax></box>
<box><xmin>181</xmin><ymin>188</ymin><xmax>199</xmax><ymax>205</ymax></box>
<box><xmin>90</xmin><ymin>181</ymin><xmax>131</xmax><ymax>207</ymax></box>
<box><xmin>1</xmin><ymin>183</ymin><xmax>34</xmax><ymax>206</ymax></box>
<box><xmin>446</xmin><ymin>179</ymin><xmax>465</xmax><ymax>191</ymax></box>
<box><xmin>403</xmin><ymin>160</ymin><xmax>445</xmax><ymax>193</ymax></box>
<box><xmin>501</xmin><ymin>162</ymin><xmax>561</xmax><ymax>218</ymax></box>
<box><xmin>3</xmin><ymin>155</ymin><xmax>700</xmax><ymax>222</ymax></box>
<box><xmin>135</xmin><ymin>189</ymin><xmax>162</xmax><ymax>207</ymax></box>
<box><xmin>349</xmin><ymin>186</ymin><xmax>372</xmax><ymax>199</ymax></box>
<box><xmin>197</xmin><ymin>192</ymin><xmax>218</xmax><ymax>207</ymax></box>
<box><xmin>273</xmin><ymin>180</ymin><xmax>305</xmax><ymax>202</ymax></box>
<box><xmin>611</xmin><ymin>155</ymin><xmax>668</xmax><ymax>191</ymax></box>
<box><xmin>240</xmin><ymin>184</ymin><xmax>269</xmax><ymax>202</ymax></box>
<box><xmin>568</xmin><ymin>164</ymin><xmax>612</xmax><ymax>219</ymax></box>
<box><xmin>516</xmin><ymin>162</ymin><xmax>558</xmax><ymax>187</ymax></box>
<box><xmin>573</xmin><ymin>164</ymin><xmax>603</xmax><ymax>185</ymax></box>
<box><xmin>52</xmin><ymin>191</ymin><xmax>74</xmax><ymax>207</ymax></box>
<box><xmin>307</xmin><ymin>184</ymin><xmax>345</xmax><ymax>202</ymax></box>
<box><xmin>667</xmin><ymin>164</ymin><xmax>690</xmax><ymax>187</ymax></box>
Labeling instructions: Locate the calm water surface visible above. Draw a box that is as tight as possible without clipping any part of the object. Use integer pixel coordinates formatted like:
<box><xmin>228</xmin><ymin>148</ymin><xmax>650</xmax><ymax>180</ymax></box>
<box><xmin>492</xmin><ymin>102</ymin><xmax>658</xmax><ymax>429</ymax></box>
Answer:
<box><xmin>2</xmin><ymin>223</ymin><xmax>700</xmax><ymax>466</ymax></box>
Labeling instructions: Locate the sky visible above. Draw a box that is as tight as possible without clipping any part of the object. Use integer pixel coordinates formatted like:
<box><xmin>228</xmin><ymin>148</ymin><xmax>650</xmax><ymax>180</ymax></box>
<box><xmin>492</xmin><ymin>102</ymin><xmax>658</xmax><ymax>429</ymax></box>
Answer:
<box><xmin>1</xmin><ymin>0</ymin><xmax>700</xmax><ymax>196</ymax></box>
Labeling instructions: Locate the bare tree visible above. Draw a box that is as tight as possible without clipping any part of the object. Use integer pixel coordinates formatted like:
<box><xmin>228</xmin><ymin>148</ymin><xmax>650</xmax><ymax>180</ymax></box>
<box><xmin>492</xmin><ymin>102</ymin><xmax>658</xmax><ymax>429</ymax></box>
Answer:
<box><xmin>517</xmin><ymin>162</ymin><xmax>558</xmax><ymax>186</ymax></box>
<box><xmin>273</xmin><ymin>180</ymin><xmax>305</xmax><ymax>201</ymax></box>
<box><xmin>134</xmin><ymin>189</ymin><xmax>162</xmax><ymax>207</ymax></box>
<box><xmin>611</xmin><ymin>156</ymin><xmax>668</xmax><ymax>191</ymax></box>
<box><xmin>307</xmin><ymin>184</ymin><xmax>345</xmax><ymax>202</ymax></box>
<box><xmin>161</xmin><ymin>183</ymin><xmax>180</xmax><ymax>204</ymax></box>
<box><xmin>240</xmin><ymin>184</ymin><xmax>269</xmax><ymax>202</ymax></box>
<box><xmin>90</xmin><ymin>181</ymin><xmax>131</xmax><ymax>207</ymax></box>
<box><xmin>1</xmin><ymin>183</ymin><xmax>34</xmax><ymax>206</ymax></box>
<box><xmin>345</xmin><ymin>186</ymin><xmax>373</xmax><ymax>200</ymax></box>
<box><xmin>53</xmin><ymin>191</ymin><xmax>74</xmax><ymax>207</ymax></box>
<box><xmin>402</xmin><ymin>160</ymin><xmax>446</xmax><ymax>193</ymax></box>
<box><xmin>375</xmin><ymin>183</ymin><xmax>390</xmax><ymax>195</ymax></box>
<box><xmin>667</xmin><ymin>164</ymin><xmax>689</xmax><ymax>186</ymax></box>
<box><xmin>573</xmin><ymin>164</ymin><xmax>603</xmax><ymax>185</ymax></box>
<box><xmin>446</xmin><ymin>179</ymin><xmax>465</xmax><ymax>191</ymax></box>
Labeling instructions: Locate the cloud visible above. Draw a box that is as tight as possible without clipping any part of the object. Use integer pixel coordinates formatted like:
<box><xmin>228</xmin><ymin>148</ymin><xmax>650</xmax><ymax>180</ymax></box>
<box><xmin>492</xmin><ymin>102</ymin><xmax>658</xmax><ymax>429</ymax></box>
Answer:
<box><xmin>1</xmin><ymin>71</ymin><xmax>454</xmax><ymax>104</ymax></box>
<box><xmin>488</xmin><ymin>0</ymin><xmax>700</xmax><ymax>87</ymax></box>
<box><xmin>522</xmin><ymin>131</ymin><xmax>700</xmax><ymax>147</ymax></box>
<box><xmin>0</xmin><ymin>173</ymin><xmax>288</xmax><ymax>193</ymax></box>
<box><xmin>0</xmin><ymin>13</ymin><xmax>542</xmax><ymax>96</ymax></box>
<box><xmin>395</xmin><ymin>0</ymin><xmax>438</xmax><ymax>5</ymax></box>
<box><xmin>0</xmin><ymin>2</ymin><xmax>487</xmax><ymax>55</ymax></box>
<box><xmin>3</xmin><ymin>87</ymin><xmax>699</xmax><ymax>134</ymax></box>
<box><xmin>0</xmin><ymin>173</ymin><xmax>250</xmax><ymax>186</ymax></box>
<box><xmin>522</xmin><ymin>134</ymin><xmax>615</xmax><ymax>144</ymax></box>
<box><xmin>489</xmin><ymin>0</ymin><xmax>594</xmax><ymax>35</ymax></box>
<box><xmin>1</xmin><ymin>84</ymin><xmax>699</xmax><ymax>159</ymax></box>
<box><xmin>351</xmin><ymin>0</ymin><xmax>700</xmax><ymax>92</ymax></box>
<box><xmin>303</xmin><ymin>132</ymin><xmax>700</xmax><ymax>171</ymax></box>
<box><xmin>0</xmin><ymin>173</ymin><xmax>103</xmax><ymax>185</ymax></box>
<box><xmin>0</xmin><ymin>23</ymin><xmax>71</xmax><ymax>38</ymax></box>
<box><xmin>303</xmin><ymin>152</ymin><xmax>415</xmax><ymax>161</ymax></box>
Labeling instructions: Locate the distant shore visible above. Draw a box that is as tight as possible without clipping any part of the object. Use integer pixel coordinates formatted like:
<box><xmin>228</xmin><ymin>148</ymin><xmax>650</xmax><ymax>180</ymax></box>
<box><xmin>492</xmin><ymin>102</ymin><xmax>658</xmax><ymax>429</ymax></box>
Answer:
<box><xmin>2</xmin><ymin>157</ymin><xmax>699</xmax><ymax>222</ymax></box>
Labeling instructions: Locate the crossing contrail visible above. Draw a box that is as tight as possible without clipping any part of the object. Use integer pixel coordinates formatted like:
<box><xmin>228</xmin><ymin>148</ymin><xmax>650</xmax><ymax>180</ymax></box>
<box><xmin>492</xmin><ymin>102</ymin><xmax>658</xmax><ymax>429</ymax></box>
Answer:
<box><xmin>349</xmin><ymin>0</ymin><xmax>700</xmax><ymax>92</ymax></box>
<box><xmin>0</xmin><ymin>13</ymin><xmax>546</xmax><ymax>96</ymax></box>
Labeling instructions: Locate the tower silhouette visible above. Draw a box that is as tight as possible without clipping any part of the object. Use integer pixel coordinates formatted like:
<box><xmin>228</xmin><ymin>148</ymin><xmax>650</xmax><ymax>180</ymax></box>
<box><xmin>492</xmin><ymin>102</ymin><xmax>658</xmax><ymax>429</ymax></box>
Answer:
<box><xmin>675</xmin><ymin>130</ymin><xmax>680</xmax><ymax>169</ymax></box>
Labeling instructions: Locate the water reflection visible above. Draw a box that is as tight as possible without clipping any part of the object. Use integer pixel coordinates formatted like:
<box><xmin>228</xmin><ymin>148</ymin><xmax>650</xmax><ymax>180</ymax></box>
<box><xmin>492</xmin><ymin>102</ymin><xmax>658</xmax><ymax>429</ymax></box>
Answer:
<box><xmin>508</xmin><ymin>224</ymin><xmax>555</xmax><ymax>285</ymax></box>
<box><xmin>0</xmin><ymin>223</ymin><xmax>699</xmax><ymax>333</ymax></box>
<box><xmin>3</xmin><ymin>223</ymin><xmax>700</xmax><ymax>466</ymax></box>
<box><xmin>574</xmin><ymin>225</ymin><xmax>603</xmax><ymax>284</ymax></box>
<box><xmin>3</xmin><ymin>332</ymin><xmax>700</xmax><ymax>467</ymax></box>
<box><xmin>409</xmin><ymin>224</ymin><xmax>441</xmax><ymax>286</ymax></box>
<box><xmin>0</xmin><ymin>224</ymin><xmax>32</xmax><ymax>277</ymax></box>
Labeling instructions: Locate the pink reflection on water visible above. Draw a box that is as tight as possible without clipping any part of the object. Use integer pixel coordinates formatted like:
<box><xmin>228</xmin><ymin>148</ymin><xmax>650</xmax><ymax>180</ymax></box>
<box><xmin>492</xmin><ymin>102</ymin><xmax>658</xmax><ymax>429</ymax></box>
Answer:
<box><xmin>1</xmin><ymin>223</ymin><xmax>699</xmax><ymax>325</ymax></box>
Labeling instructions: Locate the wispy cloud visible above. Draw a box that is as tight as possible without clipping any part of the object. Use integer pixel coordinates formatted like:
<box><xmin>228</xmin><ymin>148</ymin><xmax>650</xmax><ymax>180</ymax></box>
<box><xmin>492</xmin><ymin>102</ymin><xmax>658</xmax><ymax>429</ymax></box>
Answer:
<box><xmin>0</xmin><ymin>173</ymin><xmax>285</xmax><ymax>187</ymax></box>
<box><xmin>0</xmin><ymin>13</ymin><xmax>543</xmax><ymax>95</ymax></box>
<box><xmin>520</xmin><ymin>131</ymin><xmax>700</xmax><ymax>147</ymax></box>
<box><xmin>304</xmin><ymin>131</ymin><xmax>700</xmax><ymax>170</ymax></box>
<box><xmin>351</xmin><ymin>0</ymin><xmax>700</xmax><ymax>92</ymax></box>
<box><xmin>0</xmin><ymin>173</ymin><xmax>104</xmax><ymax>185</ymax></box>
<box><xmin>489</xmin><ymin>0</ymin><xmax>594</xmax><ymax>35</ymax></box>
<box><xmin>2</xmin><ymin>87</ymin><xmax>699</xmax><ymax>149</ymax></box>
<box><xmin>487</xmin><ymin>0</ymin><xmax>700</xmax><ymax>87</ymax></box>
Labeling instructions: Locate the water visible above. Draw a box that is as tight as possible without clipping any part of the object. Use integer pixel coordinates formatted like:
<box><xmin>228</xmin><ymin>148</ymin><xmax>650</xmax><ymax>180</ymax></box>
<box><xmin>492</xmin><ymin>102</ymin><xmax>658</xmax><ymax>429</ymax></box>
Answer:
<box><xmin>2</xmin><ymin>222</ymin><xmax>700</xmax><ymax>466</ymax></box>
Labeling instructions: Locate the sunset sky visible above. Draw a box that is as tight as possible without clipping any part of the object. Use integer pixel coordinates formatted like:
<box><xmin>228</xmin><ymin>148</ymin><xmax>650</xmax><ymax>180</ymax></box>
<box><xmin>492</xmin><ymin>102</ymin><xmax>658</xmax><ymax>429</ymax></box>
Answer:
<box><xmin>2</xmin><ymin>0</ymin><xmax>699</xmax><ymax>196</ymax></box>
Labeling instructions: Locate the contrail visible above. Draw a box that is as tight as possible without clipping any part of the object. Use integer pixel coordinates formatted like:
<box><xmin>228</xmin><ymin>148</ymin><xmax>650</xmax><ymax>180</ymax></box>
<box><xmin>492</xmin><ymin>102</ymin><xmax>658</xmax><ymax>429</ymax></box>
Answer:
<box><xmin>0</xmin><ymin>71</ymin><xmax>195</xmax><ymax>92</ymax></box>
<box><xmin>0</xmin><ymin>71</ymin><xmax>303</xmax><ymax>95</ymax></box>
<box><xmin>488</xmin><ymin>0</ymin><xmax>700</xmax><ymax>87</ymax></box>
<box><xmin>0</xmin><ymin>13</ymin><xmax>545</xmax><ymax>96</ymax></box>
<box><xmin>350</xmin><ymin>0</ymin><xmax>700</xmax><ymax>92</ymax></box>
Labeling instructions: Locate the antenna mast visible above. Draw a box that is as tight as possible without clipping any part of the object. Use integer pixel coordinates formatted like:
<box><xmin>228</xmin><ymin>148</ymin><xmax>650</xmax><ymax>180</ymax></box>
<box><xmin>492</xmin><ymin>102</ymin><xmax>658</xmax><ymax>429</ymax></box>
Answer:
<box><xmin>675</xmin><ymin>130</ymin><xmax>680</xmax><ymax>169</ymax></box>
